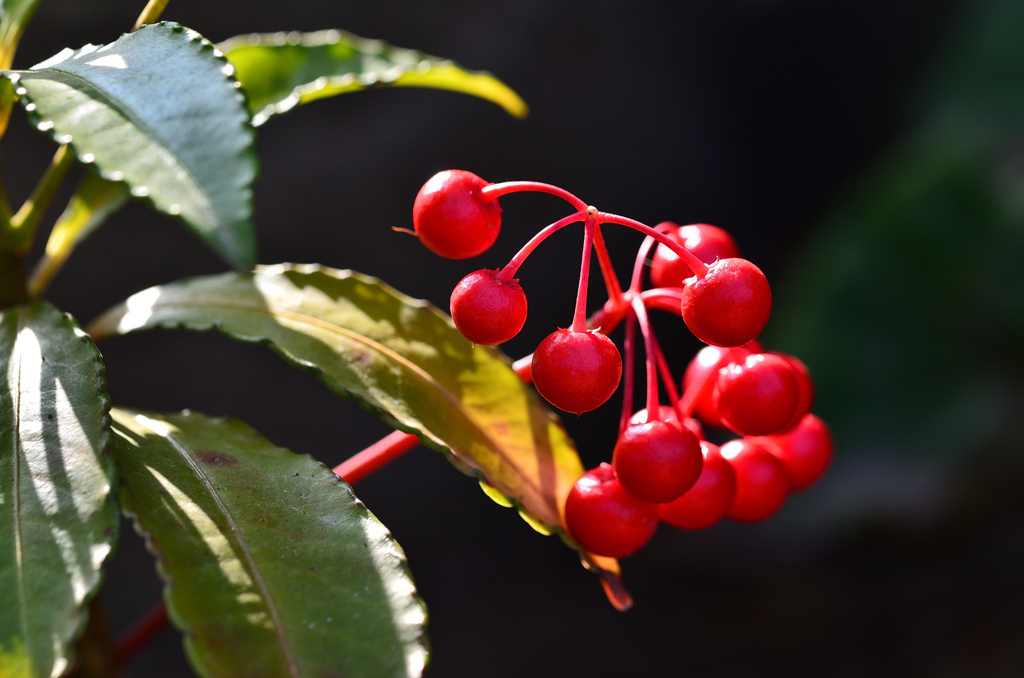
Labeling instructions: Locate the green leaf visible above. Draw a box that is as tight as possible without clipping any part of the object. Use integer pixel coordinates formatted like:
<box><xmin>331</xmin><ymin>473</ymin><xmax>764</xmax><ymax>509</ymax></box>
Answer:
<box><xmin>0</xmin><ymin>302</ymin><xmax>117</xmax><ymax>678</ymax></box>
<box><xmin>88</xmin><ymin>266</ymin><xmax>623</xmax><ymax>585</ymax></box>
<box><xmin>0</xmin><ymin>0</ymin><xmax>42</xmax><ymax>68</ymax></box>
<box><xmin>5</xmin><ymin>22</ymin><xmax>258</xmax><ymax>268</ymax></box>
<box><xmin>219</xmin><ymin>29</ymin><xmax>528</xmax><ymax>126</ymax></box>
<box><xmin>110</xmin><ymin>408</ymin><xmax>427</xmax><ymax>678</ymax></box>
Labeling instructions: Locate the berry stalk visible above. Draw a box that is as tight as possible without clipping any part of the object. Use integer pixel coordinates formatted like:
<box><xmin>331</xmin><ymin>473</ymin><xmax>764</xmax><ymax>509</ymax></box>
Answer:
<box><xmin>481</xmin><ymin>180</ymin><xmax>587</xmax><ymax>212</ymax></box>
<box><xmin>571</xmin><ymin>209</ymin><xmax>598</xmax><ymax>333</ymax></box>
<box><xmin>333</xmin><ymin>430</ymin><xmax>421</xmax><ymax>484</ymax></box>
<box><xmin>115</xmin><ymin>601</ymin><xmax>168</xmax><ymax>668</ymax></box>
<box><xmin>496</xmin><ymin>211</ymin><xmax>585</xmax><ymax>283</ymax></box>
<box><xmin>591</xmin><ymin>225</ymin><xmax>624</xmax><ymax>304</ymax></box>
<box><xmin>630</xmin><ymin>295</ymin><xmax>661</xmax><ymax>417</ymax></box>
<box><xmin>597</xmin><ymin>212</ymin><xmax>710</xmax><ymax>279</ymax></box>
<box><xmin>678</xmin><ymin>346</ymin><xmax>733</xmax><ymax>418</ymax></box>
<box><xmin>619</xmin><ymin>313</ymin><xmax>637</xmax><ymax>436</ymax></box>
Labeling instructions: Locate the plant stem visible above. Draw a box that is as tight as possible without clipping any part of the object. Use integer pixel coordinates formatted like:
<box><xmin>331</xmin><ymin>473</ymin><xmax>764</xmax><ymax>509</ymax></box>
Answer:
<box><xmin>133</xmin><ymin>0</ymin><xmax>172</xmax><ymax>30</ymax></box>
<box><xmin>115</xmin><ymin>601</ymin><xmax>167</xmax><ymax>668</ymax></box>
<box><xmin>591</xmin><ymin>225</ymin><xmax>623</xmax><ymax>304</ymax></box>
<box><xmin>631</xmin><ymin>296</ymin><xmax>660</xmax><ymax>417</ymax></box>
<box><xmin>481</xmin><ymin>180</ymin><xmax>587</xmax><ymax>212</ymax></box>
<box><xmin>639</xmin><ymin>287</ymin><xmax>683</xmax><ymax>315</ymax></box>
<box><xmin>333</xmin><ymin>430</ymin><xmax>421</xmax><ymax>484</ymax></box>
<box><xmin>651</xmin><ymin>331</ymin><xmax>683</xmax><ymax>421</ymax></box>
<box><xmin>0</xmin><ymin>250</ymin><xmax>27</xmax><ymax>309</ymax></box>
<box><xmin>677</xmin><ymin>347</ymin><xmax>733</xmax><ymax>419</ymax></box>
<box><xmin>9</xmin><ymin>145</ymin><xmax>73</xmax><ymax>253</ymax></box>
<box><xmin>512</xmin><ymin>356</ymin><xmax>532</xmax><ymax>381</ymax></box>
<box><xmin>619</xmin><ymin>313</ymin><xmax>637</xmax><ymax>436</ymax></box>
<box><xmin>495</xmin><ymin>211</ymin><xmax>584</xmax><ymax>283</ymax></box>
<box><xmin>597</xmin><ymin>212</ymin><xmax>709</xmax><ymax>279</ymax></box>
<box><xmin>571</xmin><ymin>209</ymin><xmax>597</xmax><ymax>333</ymax></box>
<box><xmin>29</xmin><ymin>175</ymin><xmax>128</xmax><ymax>298</ymax></box>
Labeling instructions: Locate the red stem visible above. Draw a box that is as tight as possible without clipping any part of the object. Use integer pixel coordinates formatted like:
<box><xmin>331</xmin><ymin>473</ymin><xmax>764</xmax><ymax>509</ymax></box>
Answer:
<box><xmin>597</xmin><ymin>212</ymin><xmax>709</xmax><ymax>279</ymax></box>
<box><xmin>481</xmin><ymin>180</ymin><xmax>587</xmax><ymax>212</ymax></box>
<box><xmin>591</xmin><ymin>224</ymin><xmax>624</xmax><ymax>305</ymax></box>
<box><xmin>571</xmin><ymin>211</ymin><xmax>598</xmax><ymax>332</ymax></box>
<box><xmin>496</xmin><ymin>211</ymin><xmax>585</xmax><ymax>283</ymax></box>
<box><xmin>512</xmin><ymin>356</ymin><xmax>532</xmax><ymax>382</ymax></box>
<box><xmin>619</xmin><ymin>313</ymin><xmax>637</xmax><ymax>436</ymax></box>
<box><xmin>630</xmin><ymin>296</ymin><xmax>660</xmax><ymax>418</ymax></box>
<box><xmin>678</xmin><ymin>346</ymin><xmax>735</xmax><ymax>418</ymax></box>
<box><xmin>649</xmin><ymin>324</ymin><xmax>684</xmax><ymax>423</ymax></box>
<box><xmin>115</xmin><ymin>601</ymin><xmax>168</xmax><ymax>667</ymax></box>
<box><xmin>333</xmin><ymin>430</ymin><xmax>421</xmax><ymax>484</ymax></box>
<box><xmin>640</xmin><ymin>287</ymin><xmax>684</xmax><ymax>315</ymax></box>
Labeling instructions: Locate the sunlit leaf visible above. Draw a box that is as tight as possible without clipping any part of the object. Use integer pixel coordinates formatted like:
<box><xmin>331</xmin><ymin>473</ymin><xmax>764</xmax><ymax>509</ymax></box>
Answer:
<box><xmin>89</xmin><ymin>265</ymin><xmax>624</xmax><ymax>596</ymax></box>
<box><xmin>0</xmin><ymin>302</ymin><xmax>117</xmax><ymax>678</ymax></box>
<box><xmin>0</xmin><ymin>0</ymin><xmax>42</xmax><ymax>69</ymax></box>
<box><xmin>219</xmin><ymin>29</ymin><xmax>527</xmax><ymax>126</ymax></box>
<box><xmin>4</xmin><ymin>22</ymin><xmax>258</xmax><ymax>268</ymax></box>
<box><xmin>111</xmin><ymin>408</ymin><xmax>427</xmax><ymax>678</ymax></box>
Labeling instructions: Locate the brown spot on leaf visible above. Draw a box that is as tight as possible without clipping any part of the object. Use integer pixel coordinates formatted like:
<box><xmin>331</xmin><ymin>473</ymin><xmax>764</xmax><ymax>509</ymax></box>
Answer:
<box><xmin>196</xmin><ymin>451</ymin><xmax>239</xmax><ymax>467</ymax></box>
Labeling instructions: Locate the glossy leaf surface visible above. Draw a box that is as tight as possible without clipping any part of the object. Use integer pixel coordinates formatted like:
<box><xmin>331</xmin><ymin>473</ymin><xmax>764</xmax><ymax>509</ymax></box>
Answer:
<box><xmin>219</xmin><ymin>29</ymin><xmax>527</xmax><ymax>126</ymax></box>
<box><xmin>110</xmin><ymin>409</ymin><xmax>426</xmax><ymax>678</ymax></box>
<box><xmin>89</xmin><ymin>266</ymin><xmax>619</xmax><ymax>579</ymax></box>
<box><xmin>0</xmin><ymin>302</ymin><xmax>116</xmax><ymax>678</ymax></box>
<box><xmin>6</xmin><ymin>22</ymin><xmax>258</xmax><ymax>268</ymax></box>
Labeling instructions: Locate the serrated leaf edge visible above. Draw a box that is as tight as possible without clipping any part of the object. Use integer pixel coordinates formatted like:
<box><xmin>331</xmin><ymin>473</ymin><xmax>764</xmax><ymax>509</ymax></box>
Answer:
<box><xmin>2</xmin><ymin>22</ymin><xmax>259</xmax><ymax>269</ymax></box>
<box><xmin>4</xmin><ymin>302</ymin><xmax>119</xmax><ymax>677</ymax></box>
<box><xmin>89</xmin><ymin>266</ymin><xmax>623</xmax><ymax>589</ymax></box>
<box><xmin>111</xmin><ymin>408</ymin><xmax>430</xmax><ymax>678</ymax></box>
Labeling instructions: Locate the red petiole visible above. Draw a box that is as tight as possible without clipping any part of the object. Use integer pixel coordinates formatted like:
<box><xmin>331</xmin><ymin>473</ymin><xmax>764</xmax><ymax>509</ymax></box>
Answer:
<box><xmin>481</xmin><ymin>180</ymin><xmax>587</xmax><ymax>212</ymax></box>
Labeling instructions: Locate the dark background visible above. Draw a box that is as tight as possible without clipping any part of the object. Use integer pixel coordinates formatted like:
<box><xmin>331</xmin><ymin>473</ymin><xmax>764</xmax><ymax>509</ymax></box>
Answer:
<box><xmin>8</xmin><ymin>0</ymin><xmax>1024</xmax><ymax>675</ymax></box>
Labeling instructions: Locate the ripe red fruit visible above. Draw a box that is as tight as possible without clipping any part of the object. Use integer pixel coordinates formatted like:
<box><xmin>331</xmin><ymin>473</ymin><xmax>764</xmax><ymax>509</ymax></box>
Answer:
<box><xmin>612</xmin><ymin>420</ymin><xmax>703</xmax><ymax>503</ymax></box>
<box><xmin>659</xmin><ymin>441</ymin><xmax>737</xmax><ymax>530</ymax></box>
<box><xmin>629</xmin><ymin>406</ymin><xmax>704</xmax><ymax>440</ymax></box>
<box><xmin>771</xmin><ymin>353</ymin><xmax>814</xmax><ymax>431</ymax></box>
<box><xmin>412</xmin><ymin>170</ymin><xmax>502</xmax><ymax>259</ymax></box>
<box><xmin>565</xmin><ymin>463</ymin><xmax>660</xmax><ymax>558</ymax></box>
<box><xmin>450</xmin><ymin>269</ymin><xmax>527</xmax><ymax>345</ymax></box>
<box><xmin>650</xmin><ymin>223</ymin><xmax>740</xmax><ymax>288</ymax></box>
<box><xmin>713</xmin><ymin>353</ymin><xmax>800</xmax><ymax>436</ymax></box>
<box><xmin>681</xmin><ymin>258</ymin><xmax>771</xmax><ymax>347</ymax></box>
<box><xmin>531</xmin><ymin>329</ymin><xmax>622</xmax><ymax>414</ymax></box>
<box><xmin>721</xmin><ymin>437</ymin><xmax>789</xmax><ymax>522</ymax></box>
<box><xmin>682</xmin><ymin>345</ymin><xmax>729</xmax><ymax>429</ymax></box>
<box><xmin>763</xmin><ymin>413</ymin><xmax>833</xmax><ymax>490</ymax></box>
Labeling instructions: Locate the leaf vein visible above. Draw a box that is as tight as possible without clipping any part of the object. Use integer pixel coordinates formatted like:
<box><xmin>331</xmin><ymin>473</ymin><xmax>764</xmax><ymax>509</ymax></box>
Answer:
<box><xmin>140</xmin><ymin>418</ymin><xmax>303</xmax><ymax>678</ymax></box>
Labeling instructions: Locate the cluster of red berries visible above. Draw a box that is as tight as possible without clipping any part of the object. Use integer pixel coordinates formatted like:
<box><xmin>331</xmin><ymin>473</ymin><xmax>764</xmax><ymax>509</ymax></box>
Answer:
<box><xmin>408</xmin><ymin>169</ymin><xmax>832</xmax><ymax>560</ymax></box>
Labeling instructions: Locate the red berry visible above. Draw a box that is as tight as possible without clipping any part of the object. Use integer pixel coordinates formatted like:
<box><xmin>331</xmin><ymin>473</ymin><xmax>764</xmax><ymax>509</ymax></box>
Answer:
<box><xmin>412</xmin><ymin>170</ymin><xmax>502</xmax><ymax>259</ymax></box>
<box><xmin>681</xmin><ymin>258</ymin><xmax>771</xmax><ymax>347</ymax></box>
<box><xmin>531</xmin><ymin>329</ymin><xmax>622</xmax><ymax>414</ymax></box>
<box><xmin>612</xmin><ymin>420</ymin><xmax>703</xmax><ymax>503</ymax></box>
<box><xmin>565</xmin><ymin>463</ymin><xmax>660</xmax><ymax>558</ymax></box>
<box><xmin>650</xmin><ymin>223</ymin><xmax>740</xmax><ymax>288</ymax></box>
<box><xmin>450</xmin><ymin>269</ymin><xmax>527</xmax><ymax>345</ymax></box>
<box><xmin>763</xmin><ymin>413</ymin><xmax>833</xmax><ymax>490</ymax></box>
<box><xmin>713</xmin><ymin>353</ymin><xmax>800</xmax><ymax>436</ymax></box>
<box><xmin>628</xmin><ymin>406</ymin><xmax>704</xmax><ymax>440</ymax></box>
<box><xmin>659</xmin><ymin>441</ymin><xmax>736</xmax><ymax>530</ymax></box>
<box><xmin>770</xmin><ymin>353</ymin><xmax>814</xmax><ymax>431</ymax></box>
<box><xmin>721</xmin><ymin>437</ymin><xmax>789</xmax><ymax>522</ymax></box>
<box><xmin>682</xmin><ymin>345</ymin><xmax>729</xmax><ymax>429</ymax></box>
